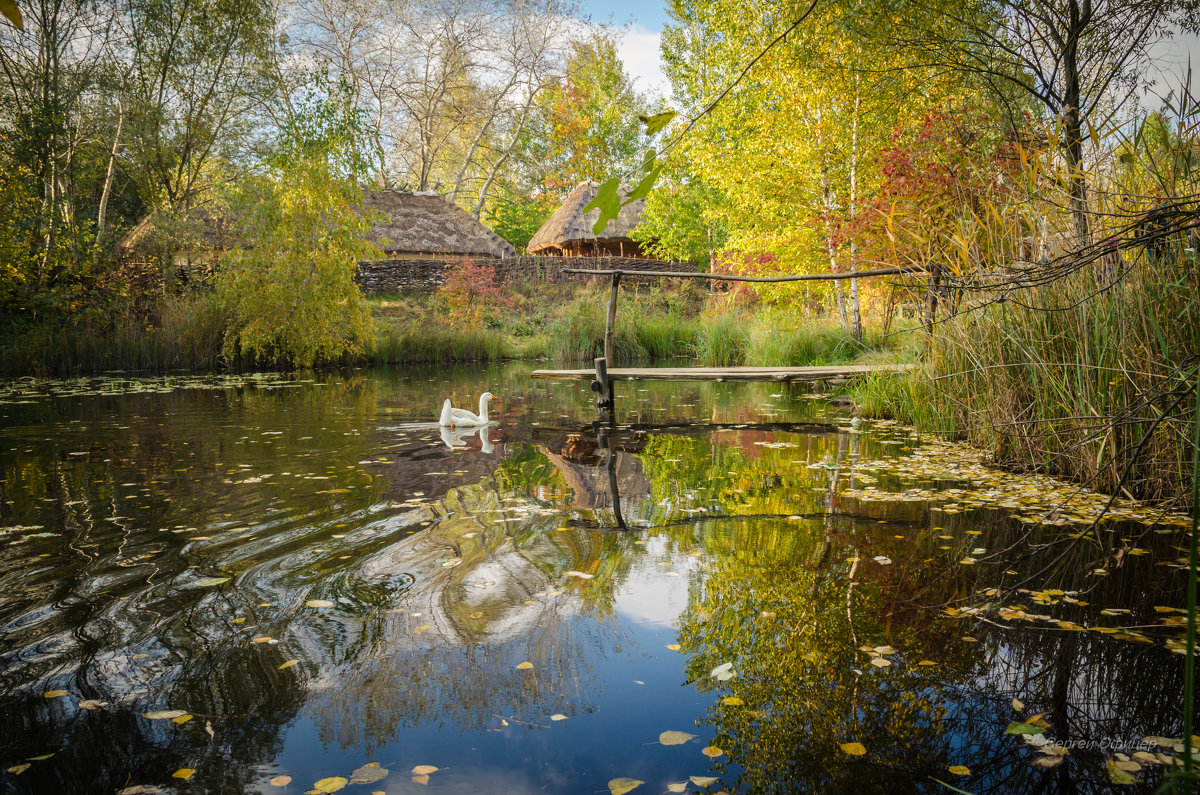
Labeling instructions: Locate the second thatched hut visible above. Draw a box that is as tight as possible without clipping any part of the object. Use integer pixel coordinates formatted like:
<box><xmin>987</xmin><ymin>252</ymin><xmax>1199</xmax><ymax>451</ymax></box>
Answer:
<box><xmin>526</xmin><ymin>182</ymin><xmax>647</xmax><ymax>257</ymax></box>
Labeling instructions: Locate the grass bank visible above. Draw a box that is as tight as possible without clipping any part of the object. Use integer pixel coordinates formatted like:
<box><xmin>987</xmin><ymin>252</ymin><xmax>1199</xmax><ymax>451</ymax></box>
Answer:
<box><xmin>1</xmin><ymin>278</ymin><xmax>912</xmax><ymax>375</ymax></box>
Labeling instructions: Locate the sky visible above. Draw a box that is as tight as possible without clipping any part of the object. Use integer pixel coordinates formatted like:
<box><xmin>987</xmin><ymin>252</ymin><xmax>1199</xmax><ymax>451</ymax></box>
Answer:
<box><xmin>581</xmin><ymin>1</ymin><xmax>671</xmax><ymax>99</ymax></box>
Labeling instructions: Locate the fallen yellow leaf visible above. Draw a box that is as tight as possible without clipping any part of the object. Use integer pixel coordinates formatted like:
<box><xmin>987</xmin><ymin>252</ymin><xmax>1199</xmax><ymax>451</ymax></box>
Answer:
<box><xmin>515</xmin><ymin>661</ymin><xmax>534</xmax><ymax>670</ymax></box>
<box><xmin>948</xmin><ymin>765</ymin><xmax>970</xmax><ymax>775</ymax></box>
<box><xmin>278</xmin><ymin>660</ymin><xmax>300</xmax><ymax>670</ymax></box>
<box><xmin>411</xmin><ymin>765</ymin><xmax>438</xmax><ymax>776</ymax></box>
<box><xmin>659</xmin><ymin>730</ymin><xmax>696</xmax><ymax>745</ymax></box>
<box><xmin>311</xmin><ymin>776</ymin><xmax>347</xmax><ymax>793</ymax></box>
<box><xmin>269</xmin><ymin>776</ymin><xmax>292</xmax><ymax>786</ymax></box>
<box><xmin>608</xmin><ymin>777</ymin><xmax>644</xmax><ymax>795</ymax></box>
<box><xmin>702</xmin><ymin>746</ymin><xmax>723</xmax><ymax>758</ymax></box>
<box><xmin>840</xmin><ymin>742</ymin><xmax>867</xmax><ymax>756</ymax></box>
<box><xmin>172</xmin><ymin>769</ymin><xmax>195</xmax><ymax>781</ymax></box>
<box><xmin>43</xmin><ymin>690</ymin><xmax>69</xmax><ymax>698</ymax></box>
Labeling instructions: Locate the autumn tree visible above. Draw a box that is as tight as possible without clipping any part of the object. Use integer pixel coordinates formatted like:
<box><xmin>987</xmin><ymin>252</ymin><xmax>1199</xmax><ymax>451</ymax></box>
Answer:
<box><xmin>884</xmin><ymin>0</ymin><xmax>1200</xmax><ymax>242</ymax></box>
<box><xmin>216</xmin><ymin>77</ymin><xmax>378</xmax><ymax>368</ymax></box>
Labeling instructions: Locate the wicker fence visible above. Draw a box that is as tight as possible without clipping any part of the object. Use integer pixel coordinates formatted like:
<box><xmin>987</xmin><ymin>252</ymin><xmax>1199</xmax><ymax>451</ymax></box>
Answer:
<box><xmin>354</xmin><ymin>255</ymin><xmax>698</xmax><ymax>295</ymax></box>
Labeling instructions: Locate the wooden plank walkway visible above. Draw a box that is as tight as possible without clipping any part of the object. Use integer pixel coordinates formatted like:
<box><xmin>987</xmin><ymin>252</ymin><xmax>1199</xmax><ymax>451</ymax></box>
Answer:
<box><xmin>531</xmin><ymin>364</ymin><xmax>914</xmax><ymax>383</ymax></box>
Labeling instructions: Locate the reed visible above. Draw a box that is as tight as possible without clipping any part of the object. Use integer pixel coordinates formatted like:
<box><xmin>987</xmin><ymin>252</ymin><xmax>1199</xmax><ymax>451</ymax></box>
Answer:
<box><xmin>850</xmin><ymin>254</ymin><xmax>1199</xmax><ymax>504</ymax></box>
<box><xmin>693</xmin><ymin>311</ymin><xmax>751</xmax><ymax>366</ymax></box>
<box><xmin>367</xmin><ymin>321</ymin><xmax>514</xmax><ymax>363</ymax></box>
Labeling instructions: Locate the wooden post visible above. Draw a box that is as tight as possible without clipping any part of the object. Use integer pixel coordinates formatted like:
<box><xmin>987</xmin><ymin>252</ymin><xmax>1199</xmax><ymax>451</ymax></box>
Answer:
<box><xmin>592</xmin><ymin>357</ymin><xmax>610</xmax><ymax>408</ymax></box>
<box><xmin>604</xmin><ymin>271</ymin><xmax>621</xmax><ymax>372</ymax></box>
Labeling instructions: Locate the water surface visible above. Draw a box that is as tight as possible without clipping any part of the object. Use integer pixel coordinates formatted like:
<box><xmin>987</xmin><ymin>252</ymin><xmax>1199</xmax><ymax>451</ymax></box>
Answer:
<box><xmin>0</xmin><ymin>363</ymin><xmax>1193</xmax><ymax>794</ymax></box>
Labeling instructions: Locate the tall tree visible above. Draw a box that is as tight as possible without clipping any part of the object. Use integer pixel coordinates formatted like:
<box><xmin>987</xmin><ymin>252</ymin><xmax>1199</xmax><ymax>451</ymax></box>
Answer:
<box><xmin>886</xmin><ymin>0</ymin><xmax>1200</xmax><ymax>241</ymax></box>
<box><xmin>121</xmin><ymin>0</ymin><xmax>275</xmax><ymax>214</ymax></box>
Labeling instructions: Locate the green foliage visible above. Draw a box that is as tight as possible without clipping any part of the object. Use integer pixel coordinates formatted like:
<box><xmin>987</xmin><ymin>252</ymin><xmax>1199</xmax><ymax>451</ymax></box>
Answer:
<box><xmin>215</xmin><ymin>76</ymin><xmax>378</xmax><ymax>369</ymax></box>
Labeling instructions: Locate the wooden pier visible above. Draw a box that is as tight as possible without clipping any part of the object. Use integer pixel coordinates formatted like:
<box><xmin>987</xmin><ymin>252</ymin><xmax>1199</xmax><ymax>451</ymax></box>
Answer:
<box><xmin>531</xmin><ymin>364</ymin><xmax>915</xmax><ymax>383</ymax></box>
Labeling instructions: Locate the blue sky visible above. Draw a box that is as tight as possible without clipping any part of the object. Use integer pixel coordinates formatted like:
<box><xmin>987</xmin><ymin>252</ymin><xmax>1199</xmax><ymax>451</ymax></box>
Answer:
<box><xmin>579</xmin><ymin>0</ymin><xmax>669</xmax><ymax>30</ymax></box>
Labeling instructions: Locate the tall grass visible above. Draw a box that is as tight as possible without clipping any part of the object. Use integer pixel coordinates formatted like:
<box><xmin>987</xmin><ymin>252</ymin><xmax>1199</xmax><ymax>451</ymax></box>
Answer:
<box><xmin>693</xmin><ymin>312</ymin><xmax>750</xmax><ymax>366</ymax></box>
<box><xmin>851</xmin><ymin>255</ymin><xmax>1199</xmax><ymax>503</ymax></box>
<box><xmin>367</xmin><ymin>321</ymin><xmax>513</xmax><ymax>363</ymax></box>
<box><xmin>1</xmin><ymin>294</ymin><xmax>228</xmax><ymax>375</ymax></box>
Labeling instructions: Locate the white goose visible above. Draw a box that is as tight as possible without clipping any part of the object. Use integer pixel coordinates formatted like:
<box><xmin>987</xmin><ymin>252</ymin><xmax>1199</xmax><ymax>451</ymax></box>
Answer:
<box><xmin>439</xmin><ymin>392</ymin><xmax>494</xmax><ymax>427</ymax></box>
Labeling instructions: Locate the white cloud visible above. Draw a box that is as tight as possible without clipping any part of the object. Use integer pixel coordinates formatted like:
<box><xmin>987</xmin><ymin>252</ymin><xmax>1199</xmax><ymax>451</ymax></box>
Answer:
<box><xmin>615</xmin><ymin>24</ymin><xmax>670</xmax><ymax>101</ymax></box>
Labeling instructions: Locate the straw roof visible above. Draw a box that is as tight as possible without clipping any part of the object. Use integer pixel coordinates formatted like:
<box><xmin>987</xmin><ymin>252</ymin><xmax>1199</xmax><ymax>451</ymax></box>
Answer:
<box><xmin>118</xmin><ymin>191</ymin><xmax>517</xmax><ymax>259</ymax></box>
<box><xmin>116</xmin><ymin>207</ymin><xmax>238</xmax><ymax>258</ymax></box>
<box><xmin>526</xmin><ymin>182</ymin><xmax>645</xmax><ymax>255</ymax></box>
<box><xmin>362</xmin><ymin>190</ymin><xmax>516</xmax><ymax>258</ymax></box>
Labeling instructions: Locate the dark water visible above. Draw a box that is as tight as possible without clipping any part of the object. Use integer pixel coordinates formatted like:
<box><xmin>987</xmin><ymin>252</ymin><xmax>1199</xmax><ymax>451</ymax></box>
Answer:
<box><xmin>0</xmin><ymin>363</ymin><xmax>1193</xmax><ymax>794</ymax></box>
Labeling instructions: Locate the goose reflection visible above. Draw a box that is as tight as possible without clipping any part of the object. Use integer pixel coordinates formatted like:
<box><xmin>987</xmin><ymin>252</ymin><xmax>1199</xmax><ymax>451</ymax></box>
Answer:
<box><xmin>439</xmin><ymin>424</ymin><xmax>495</xmax><ymax>453</ymax></box>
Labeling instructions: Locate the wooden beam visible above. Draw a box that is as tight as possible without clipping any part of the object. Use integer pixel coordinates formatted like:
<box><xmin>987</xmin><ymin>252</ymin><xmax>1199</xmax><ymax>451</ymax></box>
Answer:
<box><xmin>533</xmin><ymin>364</ymin><xmax>916</xmax><ymax>382</ymax></box>
<box><xmin>562</xmin><ymin>265</ymin><xmax>927</xmax><ymax>282</ymax></box>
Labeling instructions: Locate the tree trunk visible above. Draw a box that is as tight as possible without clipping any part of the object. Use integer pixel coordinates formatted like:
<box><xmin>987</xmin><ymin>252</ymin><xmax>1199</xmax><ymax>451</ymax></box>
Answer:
<box><xmin>96</xmin><ymin>96</ymin><xmax>124</xmax><ymax>243</ymax></box>
<box><xmin>848</xmin><ymin>68</ymin><xmax>862</xmax><ymax>342</ymax></box>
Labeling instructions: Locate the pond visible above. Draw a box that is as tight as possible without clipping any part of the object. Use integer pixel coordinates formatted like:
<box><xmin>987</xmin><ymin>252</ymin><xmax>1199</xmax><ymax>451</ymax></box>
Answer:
<box><xmin>0</xmin><ymin>363</ymin><xmax>1194</xmax><ymax>794</ymax></box>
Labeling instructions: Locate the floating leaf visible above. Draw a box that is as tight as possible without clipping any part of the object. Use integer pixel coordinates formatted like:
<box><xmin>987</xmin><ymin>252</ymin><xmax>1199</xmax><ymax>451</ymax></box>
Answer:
<box><xmin>840</xmin><ymin>742</ymin><xmax>866</xmax><ymax>756</ymax></box>
<box><xmin>1012</xmin><ymin>698</ymin><xmax>1024</xmax><ymax>711</ymax></box>
<box><xmin>411</xmin><ymin>774</ymin><xmax>429</xmax><ymax>786</ymax></box>
<box><xmin>195</xmin><ymin>577</ymin><xmax>230</xmax><ymax>587</ymax></box>
<box><xmin>349</xmin><ymin>763</ymin><xmax>388</xmax><ymax>784</ymax></box>
<box><xmin>516</xmin><ymin>661</ymin><xmax>534</xmax><ymax>670</ymax></box>
<box><xmin>43</xmin><ymin>690</ymin><xmax>69</xmax><ymax>698</ymax></box>
<box><xmin>311</xmin><ymin>776</ymin><xmax>348</xmax><ymax>793</ymax></box>
<box><xmin>1106</xmin><ymin>759</ymin><xmax>1140</xmax><ymax>784</ymax></box>
<box><xmin>27</xmin><ymin>754</ymin><xmax>53</xmax><ymax>761</ymax></box>
<box><xmin>252</xmin><ymin>637</ymin><xmax>274</xmax><ymax>644</ymax></box>
<box><xmin>7</xmin><ymin>764</ymin><xmax>30</xmax><ymax>775</ymax></box>
<box><xmin>565</xmin><ymin>570</ymin><xmax>593</xmax><ymax>579</ymax></box>
<box><xmin>608</xmin><ymin>778</ymin><xmax>644</xmax><ymax>795</ymax></box>
<box><xmin>710</xmin><ymin>662</ymin><xmax>735</xmax><ymax>681</ymax></box>
<box><xmin>1032</xmin><ymin>756</ymin><xmax>1064</xmax><ymax>768</ymax></box>
<box><xmin>948</xmin><ymin>765</ymin><xmax>970</xmax><ymax>775</ymax></box>
<box><xmin>659</xmin><ymin>730</ymin><xmax>696</xmax><ymax>745</ymax></box>
<box><xmin>667</xmin><ymin>784</ymin><xmax>687</xmax><ymax>794</ymax></box>
<box><xmin>917</xmin><ymin>660</ymin><xmax>938</xmax><ymax>666</ymax></box>
<box><xmin>665</xmin><ymin>644</ymin><xmax>681</xmax><ymax>651</ymax></box>
<box><xmin>870</xmin><ymin>658</ymin><xmax>891</xmax><ymax>668</ymax></box>
<box><xmin>143</xmin><ymin>710</ymin><xmax>189</xmax><ymax>720</ymax></box>
<box><xmin>172</xmin><ymin>714</ymin><xmax>193</xmax><ymax>724</ymax></box>
<box><xmin>873</xmin><ymin>556</ymin><xmax>892</xmax><ymax>565</ymax></box>
<box><xmin>79</xmin><ymin>699</ymin><xmax>109</xmax><ymax>709</ymax></box>
<box><xmin>305</xmin><ymin>600</ymin><xmax>333</xmax><ymax>608</ymax></box>
<box><xmin>689</xmin><ymin>777</ymin><xmax>718</xmax><ymax>787</ymax></box>
<box><xmin>278</xmin><ymin>660</ymin><xmax>301</xmax><ymax>670</ymax></box>
<box><xmin>411</xmin><ymin>765</ymin><xmax>438</xmax><ymax>776</ymax></box>
<box><xmin>172</xmin><ymin>769</ymin><xmax>195</xmax><ymax>781</ymax></box>
<box><xmin>872</xmin><ymin>646</ymin><xmax>895</xmax><ymax>655</ymax></box>
<box><xmin>550</xmin><ymin>714</ymin><xmax>568</xmax><ymax>721</ymax></box>
<box><xmin>722</xmin><ymin>697</ymin><xmax>744</xmax><ymax>706</ymax></box>
<box><xmin>701</xmin><ymin>746</ymin><xmax>723</xmax><ymax>758</ymax></box>
<box><xmin>269</xmin><ymin>776</ymin><xmax>292</xmax><ymax>786</ymax></box>
<box><xmin>1006</xmin><ymin>721</ymin><xmax>1046</xmax><ymax>735</ymax></box>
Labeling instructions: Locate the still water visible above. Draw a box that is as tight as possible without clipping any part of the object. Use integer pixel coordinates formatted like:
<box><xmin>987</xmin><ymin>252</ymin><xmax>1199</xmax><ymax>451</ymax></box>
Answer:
<box><xmin>0</xmin><ymin>363</ymin><xmax>1193</xmax><ymax>794</ymax></box>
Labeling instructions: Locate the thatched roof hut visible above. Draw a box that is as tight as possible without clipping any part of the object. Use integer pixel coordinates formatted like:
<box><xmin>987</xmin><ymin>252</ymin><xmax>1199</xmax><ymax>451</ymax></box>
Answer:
<box><xmin>363</xmin><ymin>190</ymin><xmax>516</xmax><ymax>259</ymax></box>
<box><xmin>526</xmin><ymin>182</ymin><xmax>646</xmax><ymax>256</ymax></box>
